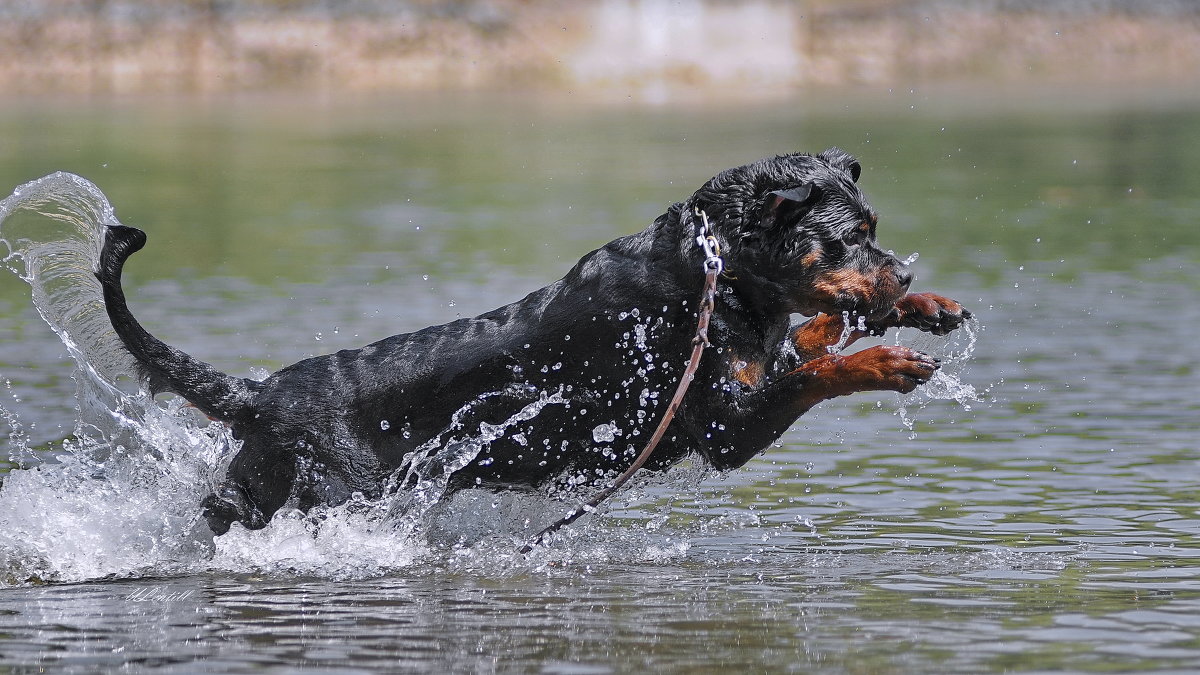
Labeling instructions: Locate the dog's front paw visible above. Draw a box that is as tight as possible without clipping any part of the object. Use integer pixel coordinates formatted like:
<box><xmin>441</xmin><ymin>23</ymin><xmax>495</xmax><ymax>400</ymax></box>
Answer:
<box><xmin>883</xmin><ymin>292</ymin><xmax>971</xmax><ymax>336</ymax></box>
<box><xmin>840</xmin><ymin>345</ymin><xmax>940</xmax><ymax>394</ymax></box>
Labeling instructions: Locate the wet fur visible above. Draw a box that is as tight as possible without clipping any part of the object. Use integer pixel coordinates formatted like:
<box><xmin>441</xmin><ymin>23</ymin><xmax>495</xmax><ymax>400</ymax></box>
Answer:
<box><xmin>96</xmin><ymin>149</ymin><xmax>969</xmax><ymax>534</ymax></box>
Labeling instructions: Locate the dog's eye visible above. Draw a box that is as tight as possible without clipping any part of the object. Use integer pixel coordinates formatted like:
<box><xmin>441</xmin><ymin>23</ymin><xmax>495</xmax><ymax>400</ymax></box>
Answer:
<box><xmin>843</xmin><ymin>223</ymin><xmax>871</xmax><ymax>246</ymax></box>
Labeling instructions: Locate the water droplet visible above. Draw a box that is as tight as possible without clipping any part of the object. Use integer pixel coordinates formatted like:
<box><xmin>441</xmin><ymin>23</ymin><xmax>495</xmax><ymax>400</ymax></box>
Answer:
<box><xmin>592</xmin><ymin>423</ymin><xmax>620</xmax><ymax>443</ymax></box>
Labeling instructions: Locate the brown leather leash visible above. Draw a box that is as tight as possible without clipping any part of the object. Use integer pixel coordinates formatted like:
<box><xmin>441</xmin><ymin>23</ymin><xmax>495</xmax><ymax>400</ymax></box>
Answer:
<box><xmin>519</xmin><ymin>209</ymin><xmax>723</xmax><ymax>554</ymax></box>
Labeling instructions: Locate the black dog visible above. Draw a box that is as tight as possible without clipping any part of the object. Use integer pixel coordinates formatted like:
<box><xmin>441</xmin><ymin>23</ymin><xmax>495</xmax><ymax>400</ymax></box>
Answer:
<box><xmin>96</xmin><ymin>148</ymin><xmax>969</xmax><ymax>535</ymax></box>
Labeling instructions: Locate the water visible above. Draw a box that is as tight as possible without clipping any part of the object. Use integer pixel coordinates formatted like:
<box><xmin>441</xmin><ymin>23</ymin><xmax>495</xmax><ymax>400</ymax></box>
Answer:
<box><xmin>1</xmin><ymin>88</ymin><xmax>1199</xmax><ymax>671</ymax></box>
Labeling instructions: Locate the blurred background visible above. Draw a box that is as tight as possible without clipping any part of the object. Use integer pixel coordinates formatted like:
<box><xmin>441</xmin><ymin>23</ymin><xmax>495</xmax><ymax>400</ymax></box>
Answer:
<box><xmin>0</xmin><ymin>0</ymin><xmax>1197</xmax><ymax>96</ymax></box>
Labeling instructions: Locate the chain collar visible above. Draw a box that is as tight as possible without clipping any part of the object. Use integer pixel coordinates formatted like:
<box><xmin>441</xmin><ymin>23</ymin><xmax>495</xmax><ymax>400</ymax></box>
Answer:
<box><xmin>693</xmin><ymin>207</ymin><xmax>724</xmax><ymax>275</ymax></box>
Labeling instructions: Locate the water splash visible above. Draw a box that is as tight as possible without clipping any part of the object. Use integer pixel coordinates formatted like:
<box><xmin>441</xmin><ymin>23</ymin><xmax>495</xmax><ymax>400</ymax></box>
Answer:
<box><xmin>895</xmin><ymin>316</ymin><xmax>983</xmax><ymax>435</ymax></box>
<box><xmin>387</xmin><ymin>385</ymin><xmax>569</xmax><ymax>526</ymax></box>
<box><xmin>0</xmin><ymin>173</ymin><xmax>142</xmax><ymax>408</ymax></box>
<box><xmin>0</xmin><ymin>398</ymin><xmax>232</xmax><ymax>584</ymax></box>
<box><xmin>0</xmin><ymin>174</ymin><xmax>235</xmax><ymax>583</ymax></box>
<box><xmin>830</xmin><ymin>310</ymin><xmax>867</xmax><ymax>354</ymax></box>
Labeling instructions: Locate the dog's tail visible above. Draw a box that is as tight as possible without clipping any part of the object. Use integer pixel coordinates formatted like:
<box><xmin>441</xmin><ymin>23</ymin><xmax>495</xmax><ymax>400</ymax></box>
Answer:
<box><xmin>97</xmin><ymin>225</ymin><xmax>261</xmax><ymax>423</ymax></box>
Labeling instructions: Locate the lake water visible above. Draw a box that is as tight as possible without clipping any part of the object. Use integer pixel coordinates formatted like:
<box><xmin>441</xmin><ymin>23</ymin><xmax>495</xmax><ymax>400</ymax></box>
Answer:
<box><xmin>1</xmin><ymin>87</ymin><xmax>1198</xmax><ymax>672</ymax></box>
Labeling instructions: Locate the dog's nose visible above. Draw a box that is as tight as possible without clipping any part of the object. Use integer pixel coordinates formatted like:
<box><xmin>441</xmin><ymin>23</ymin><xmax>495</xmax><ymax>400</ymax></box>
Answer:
<box><xmin>895</xmin><ymin>266</ymin><xmax>914</xmax><ymax>290</ymax></box>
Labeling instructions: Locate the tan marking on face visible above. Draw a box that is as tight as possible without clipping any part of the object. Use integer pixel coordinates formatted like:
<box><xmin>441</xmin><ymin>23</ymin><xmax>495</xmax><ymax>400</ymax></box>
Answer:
<box><xmin>811</xmin><ymin>269</ymin><xmax>876</xmax><ymax>302</ymax></box>
<box><xmin>801</xmin><ymin>248</ymin><xmax>823</xmax><ymax>268</ymax></box>
<box><xmin>809</xmin><ymin>266</ymin><xmax>907</xmax><ymax>317</ymax></box>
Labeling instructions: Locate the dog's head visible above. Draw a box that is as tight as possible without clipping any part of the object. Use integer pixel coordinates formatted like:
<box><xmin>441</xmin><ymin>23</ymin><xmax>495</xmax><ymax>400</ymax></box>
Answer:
<box><xmin>685</xmin><ymin>148</ymin><xmax>911</xmax><ymax>319</ymax></box>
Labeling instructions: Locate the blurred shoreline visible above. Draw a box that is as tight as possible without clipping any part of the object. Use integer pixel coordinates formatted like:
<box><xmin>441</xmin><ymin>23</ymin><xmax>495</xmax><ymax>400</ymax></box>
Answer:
<box><xmin>1</xmin><ymin>0</ymin><xmax>1198</xmax><ymax>96</ymax></box>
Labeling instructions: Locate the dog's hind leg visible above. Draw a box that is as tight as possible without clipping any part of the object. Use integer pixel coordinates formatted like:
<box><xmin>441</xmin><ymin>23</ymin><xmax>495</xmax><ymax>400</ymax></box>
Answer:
<box><xmin>95</xmin><ymin>225</ymin><xmax>262</xmax><ymax>424</ymax></box>
<box><xmin>201</xmin><ymin>483</ymin><xmax>266</xmax><ymax>534</ymax></box>
<box><xmin>200</xmin><ymin>435</ymin><xmax>300</xmax><ymax>534</ymax></box>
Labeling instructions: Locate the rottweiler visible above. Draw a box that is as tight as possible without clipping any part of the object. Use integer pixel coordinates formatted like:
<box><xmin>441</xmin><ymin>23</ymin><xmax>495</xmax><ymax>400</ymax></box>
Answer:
<box><xmin>95</xmin><ymin>148</ymin><xmax>969</xmax><ymax>535</ymax></box>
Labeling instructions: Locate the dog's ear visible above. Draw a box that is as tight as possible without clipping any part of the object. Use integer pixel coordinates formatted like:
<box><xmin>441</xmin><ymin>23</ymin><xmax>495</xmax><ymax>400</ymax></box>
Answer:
<box><xmin>770</xmin><ymin>185</ymin><xmax>816</xmax><ymax>204</ymax></box>
<box><xmin>762</xmin><ymin>183</ymin><xmax>821</xmax><ymax>228</ymax></box>
<box><xmin>819</xmin><ymin>147</ymin><xmax>862</xmax><ymax>183</ymax></box>
<box><xmin>768</xmin><ymin>183</ymin><xmax>821</xmax><ymax>212</ymax></box>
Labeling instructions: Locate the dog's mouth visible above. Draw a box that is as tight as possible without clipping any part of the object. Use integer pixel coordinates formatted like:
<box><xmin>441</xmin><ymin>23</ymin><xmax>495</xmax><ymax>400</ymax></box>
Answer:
<box><xmin>805</xmin><ymin>265</ymin><xmax>911</xmax><ymax>319</ymax></box>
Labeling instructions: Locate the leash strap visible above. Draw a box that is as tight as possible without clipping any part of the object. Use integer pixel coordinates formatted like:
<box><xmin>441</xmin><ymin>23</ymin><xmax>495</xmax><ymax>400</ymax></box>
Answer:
<box><xmin>519</xmin><ymin>209</ymin><xmax>721</xmax><ymax>553</ymax></box>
